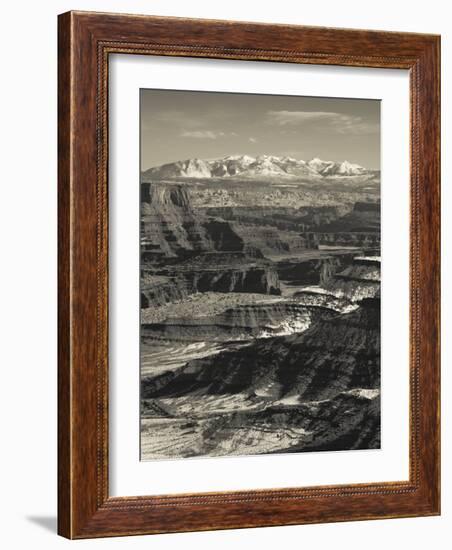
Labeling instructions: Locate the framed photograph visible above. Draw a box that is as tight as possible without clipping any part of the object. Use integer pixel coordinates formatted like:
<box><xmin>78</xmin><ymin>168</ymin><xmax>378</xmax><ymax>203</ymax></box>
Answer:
<box><xmin>58</xmin><ymin>11</ymin><xmax>440</xmax><ymax>538</ymax></box>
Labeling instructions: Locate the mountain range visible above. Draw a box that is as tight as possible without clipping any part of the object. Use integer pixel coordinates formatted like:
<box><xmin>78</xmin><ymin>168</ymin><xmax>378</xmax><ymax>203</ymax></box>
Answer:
<box><xmin>141</xmin><ymin>155</ymin><xmax>373</xmax><ymax>181</ymax></box>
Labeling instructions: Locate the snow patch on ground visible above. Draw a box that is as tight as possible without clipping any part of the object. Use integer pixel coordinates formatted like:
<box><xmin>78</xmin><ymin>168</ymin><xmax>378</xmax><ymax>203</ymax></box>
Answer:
<box><xmin>345</xmin><ymin>388</ymin><xmax>380</xmax><ymax>400</ymax></box>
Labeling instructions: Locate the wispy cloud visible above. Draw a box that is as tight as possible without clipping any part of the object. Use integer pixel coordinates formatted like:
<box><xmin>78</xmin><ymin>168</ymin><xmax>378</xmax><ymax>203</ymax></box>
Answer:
<box><xmin>266</xmin><ymin>110</ymin><xmax>379</xmax><ymax>135</ymax></box>
<box><xmin>248</xmin><ymin>137</ymin><xmax>258</xmax><ymax>143</ymax></box>
<box><xmin>180</xmin><ymin>130</ymin><xmax>237</xmax><ymax>139</ymax></box>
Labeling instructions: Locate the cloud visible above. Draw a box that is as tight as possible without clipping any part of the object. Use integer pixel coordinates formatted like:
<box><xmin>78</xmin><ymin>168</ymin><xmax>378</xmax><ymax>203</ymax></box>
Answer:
<box><xmin>248</xmin><ymin>137</ymin><xmax>258</xmax><ymax>143</ymax></box>
<box><xmin>180</xmin><ymin>130</ymin><xmax>237</xmax><ymax>139</ymax></box>
<box><xmin>266</xmin><ymin>110</ymin><xmax>379</xmax><ymax>135</ymax></box>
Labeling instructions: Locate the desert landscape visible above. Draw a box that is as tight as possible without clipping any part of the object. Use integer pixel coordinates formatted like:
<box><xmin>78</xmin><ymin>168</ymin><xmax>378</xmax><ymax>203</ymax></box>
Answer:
<box><xmin>140</xmin><ymin>152</ymin><xmax>381</xmax><ymax>459</ymax></box>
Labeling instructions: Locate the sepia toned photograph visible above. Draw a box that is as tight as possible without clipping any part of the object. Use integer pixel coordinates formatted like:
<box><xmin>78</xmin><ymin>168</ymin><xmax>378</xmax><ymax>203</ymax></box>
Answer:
<box><xmin>139</xmin><ymin>89</ymin><xmax>381</xmax><ymax>460</ymax></box>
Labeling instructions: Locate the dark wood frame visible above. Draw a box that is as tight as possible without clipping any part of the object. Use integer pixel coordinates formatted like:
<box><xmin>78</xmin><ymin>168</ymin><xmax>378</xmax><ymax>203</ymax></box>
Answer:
<box><xmin>58</xmin><ymin>10</ymin><xmax>440</xmax><ymax>539</ymax></box>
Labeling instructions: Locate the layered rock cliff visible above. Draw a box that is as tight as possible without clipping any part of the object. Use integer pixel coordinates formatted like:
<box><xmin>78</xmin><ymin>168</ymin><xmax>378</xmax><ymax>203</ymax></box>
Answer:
<box><xmin>141</xmin><ymin>275</ymin><xmax>190</xmax><ymax>307</ymax></box>
<box><xmin>142</xmin><ymin>302</ymin><xmax>334</xmax><ymax>342</ymax></box>
<box><xmin>299</xmin><ymin>231</ymin><xmax>380</xmax><ymax>249</ymax></box>
<box><xmin>143</xmin><ymin>298</ymin><xmax>379</xmax><ymax>399</ymax></box>
<box><xmin>200</xmin><ymin>205</ymin><xmax>352</xmax><ymax>232</ymax></box>
<box><xmin>146</xmin><ymin>252</ymin><xmax>281</xmax><ymax>296</ymax></box>
<box><xmin>141</xmin><ymin>183</ymin><xmax>253</xmax><ymax>258</ymax></box>
<box><xmin>276</xmin><ymin>254</ymin><xmax>352</xmax><ymax>286</ymax></box>
<box><xmin>323</xmin><ymin>257</ymin><xmax>380</xmax><ymax>301</ymax></box>
<box><xmin>141</xmin><ymin>183</ymin><xmax>315</xmax><ymax>260</ymax></box>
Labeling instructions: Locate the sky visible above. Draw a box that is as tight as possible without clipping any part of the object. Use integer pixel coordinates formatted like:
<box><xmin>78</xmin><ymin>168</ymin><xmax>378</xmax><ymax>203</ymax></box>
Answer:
<box><xmin>141</xmin><ymin>89</ymin><xmax>380</xmax><ymax>170</ymax></box>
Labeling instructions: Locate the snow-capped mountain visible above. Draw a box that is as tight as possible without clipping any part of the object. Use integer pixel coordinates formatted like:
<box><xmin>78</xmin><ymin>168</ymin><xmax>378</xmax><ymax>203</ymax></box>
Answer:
<box><xmin>142</xmin><ymin>154</ymin><xmax>371</xmax><ymax>181</ymax></box>
<box><xmin>307</xmin><ymin>157</ymin><xmax>367</xmax><ymax>176</ymax></box>
<box><xmin>143</xmin><ymin>158</ymin><xmax>212</xmax><ymax>179</ymax></box>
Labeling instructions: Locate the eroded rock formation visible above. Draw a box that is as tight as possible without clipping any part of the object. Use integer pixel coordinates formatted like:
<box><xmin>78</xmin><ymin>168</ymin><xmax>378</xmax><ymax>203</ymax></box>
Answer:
<box><xmin>141</xmin><ymin>298</ymin><xmax>380</xmax><ymax>457</ymax></box>
<box><xmin>139</xmin><ymin>175</ymin><xmax>381</xmax><ymax>460</ymax></box>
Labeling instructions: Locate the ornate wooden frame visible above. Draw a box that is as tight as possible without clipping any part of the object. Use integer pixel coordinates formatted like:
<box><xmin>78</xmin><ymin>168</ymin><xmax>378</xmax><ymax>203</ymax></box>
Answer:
<box><xmin>58</xmin><ymin>11</ymin><xmax>440</xmax><ymax>539</ymax></box>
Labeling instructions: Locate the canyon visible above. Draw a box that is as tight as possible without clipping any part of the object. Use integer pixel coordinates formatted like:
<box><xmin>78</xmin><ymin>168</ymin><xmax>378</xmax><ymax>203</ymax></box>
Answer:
<box><xmin>140</xmin><ymin>156</ymin><xmax>381</xmax><ymax>460</ymax></box>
